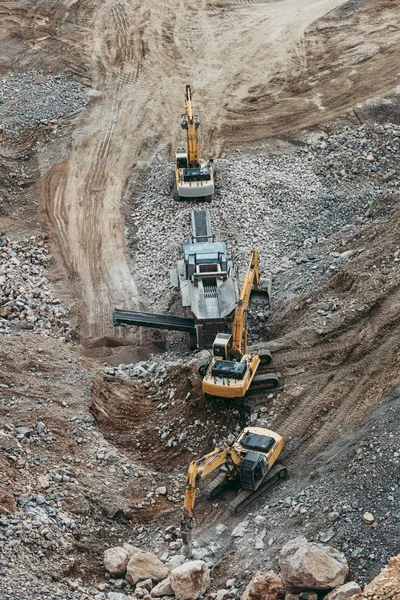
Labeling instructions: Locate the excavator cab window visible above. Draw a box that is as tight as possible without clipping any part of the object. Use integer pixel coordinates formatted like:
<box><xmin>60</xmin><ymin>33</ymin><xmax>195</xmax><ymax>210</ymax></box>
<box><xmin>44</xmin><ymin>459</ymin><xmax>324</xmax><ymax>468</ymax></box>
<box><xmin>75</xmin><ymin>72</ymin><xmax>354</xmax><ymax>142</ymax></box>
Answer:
<box><xmin>177</xmin><ymin>157</ymin><xmax>187</xmax><ymax>168</ymax></box>
<box><xmin>213</xmin><ymin>333</ymin><xmax>232</xmax><ymax>360</ymax></box>
<box><xmin>176</xmin><ymin>148</ymin><xmax>187</xmax><ymax>169</ymax></box>
<box><xmin>213</xmin><ymin>344</ymin><xmax>227</xmax><ymax>359</ymax></box>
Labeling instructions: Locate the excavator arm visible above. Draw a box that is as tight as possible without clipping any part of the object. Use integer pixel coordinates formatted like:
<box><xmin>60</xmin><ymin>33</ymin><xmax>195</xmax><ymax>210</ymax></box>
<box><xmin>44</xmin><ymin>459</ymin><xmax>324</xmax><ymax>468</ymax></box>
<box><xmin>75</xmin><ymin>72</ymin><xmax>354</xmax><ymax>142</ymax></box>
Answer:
<box><xmin>184</xmin><ymin>85</ymin><xmax>200</xmax><ymax>168</ymax></box>
<box><xmin>231</xmin><ymin>249</ymin><xmax>262</xmax><ymax>357</ymax></box>
<box><xmin>181</xmin><ymin>445</ymin><xmax>241</xmax><ymax>556</ymax></box>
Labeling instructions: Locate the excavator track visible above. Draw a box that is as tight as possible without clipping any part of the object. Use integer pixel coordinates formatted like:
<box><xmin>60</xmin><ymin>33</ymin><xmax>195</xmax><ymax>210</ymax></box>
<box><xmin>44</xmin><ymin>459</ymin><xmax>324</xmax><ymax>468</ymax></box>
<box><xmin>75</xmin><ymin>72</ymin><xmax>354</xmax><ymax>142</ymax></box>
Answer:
<box><xmin>228</xmin><ymin>463</ymin><xmax>288</xmax><ymax>514</ymax></box>
<box><xmin>204</xmin><ymin>472</ymin><xmax>230</xmax><ymax>500</ymax></box>
<box><xmin>259</xmin><ymin>351</ymin><xmax>273</xmax><ymax>366</ymax></box>
<box><xmin>250</xmin><ymin>371</ymin><xmax>280</xmax><ymax>390</ymax></box>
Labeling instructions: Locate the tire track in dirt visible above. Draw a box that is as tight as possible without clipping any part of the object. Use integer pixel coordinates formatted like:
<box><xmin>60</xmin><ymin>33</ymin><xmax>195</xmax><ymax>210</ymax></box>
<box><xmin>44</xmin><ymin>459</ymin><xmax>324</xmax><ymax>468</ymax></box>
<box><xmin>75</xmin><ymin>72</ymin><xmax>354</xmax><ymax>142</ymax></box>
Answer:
<box><xmin>273</xmin><ymin>282</ymin><xmax>400</xmax><ymax>467</ymax></box>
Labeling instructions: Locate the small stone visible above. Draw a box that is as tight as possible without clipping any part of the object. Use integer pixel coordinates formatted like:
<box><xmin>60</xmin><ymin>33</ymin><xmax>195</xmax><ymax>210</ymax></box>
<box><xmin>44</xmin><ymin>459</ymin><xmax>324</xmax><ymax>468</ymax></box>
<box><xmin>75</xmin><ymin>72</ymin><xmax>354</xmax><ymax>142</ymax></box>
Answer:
<box><xmin>107</xmin><ymin>594</ymin><xmax>130</xmax><ymax>600</ymax></box>
<box><xmin>37</xmin><ymin>475</ymin><xmax>50</xmax><ymax>489</ymax></box>
<box><xmin>151</xmin><ymin>577</ymin><xmax>174</xmax><ymax>597</ymax></box>
<box><xmin>215</xmin><ymin>523</ymin><xmax>228</xmax><ymax>535</ymax></box>
<box><xmin>324</xmin><ymin>582</ymin><xmax>362</xmax><ymax>600</ymax></box>
<box><xmin>231</xmin><ymin>520</ymin><xmax>248</xmax><ymax>538</ymax></box>
<box><xmin>363</xmin><ymin>512</ymin><xmax>375</xmax><ymax>524</ymax></box>
<box><xmin>319</xmin><ymin>529</ymin><xmax>335</xmax><ymax>542</ymax></box>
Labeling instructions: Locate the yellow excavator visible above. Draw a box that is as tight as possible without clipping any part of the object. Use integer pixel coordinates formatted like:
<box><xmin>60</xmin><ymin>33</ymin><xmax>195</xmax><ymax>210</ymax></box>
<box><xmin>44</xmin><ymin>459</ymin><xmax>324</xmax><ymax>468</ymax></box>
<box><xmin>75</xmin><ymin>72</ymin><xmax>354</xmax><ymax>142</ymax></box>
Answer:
<box><xmin>201</xmin><ymin>249</ymin><xmax>279</xmax><ymax>398</ymax></box>
<box><xmin>175</xmin><ymin>85</ymin><xmax>215</xmax><ymax>201</ymax></box>
<box><xmin>181</xmin><ymin>426</ymin><xmax>287</xmax><ymax>556</ymax></box>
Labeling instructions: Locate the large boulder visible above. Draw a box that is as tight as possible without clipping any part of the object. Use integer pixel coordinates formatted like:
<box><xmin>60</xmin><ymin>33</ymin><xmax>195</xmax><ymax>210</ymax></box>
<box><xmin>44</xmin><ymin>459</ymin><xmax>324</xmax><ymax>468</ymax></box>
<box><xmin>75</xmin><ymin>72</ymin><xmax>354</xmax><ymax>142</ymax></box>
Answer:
<box><xmin>325</xmin><ymin>582</ymin><xmax>362</xmax><ymax>600</ymax></box>
<box><xmin>126</xmin><ymin>551</ymin><xmax>169</xmax><ymax>585</ymax></box>
<box><xmin>151</xmin><ymin>577</ymin><xmax>174</xmax><ymax>597</ymax></box>
<box><xmin>104</xmin><ymin>546</ymin><xmax>129</xmax><ymax>576</ymax></box>
<box><xmin>170</xmin><ymin>560</ymin><xmax>210</xmax><ymax>600</ymax></box>
<box><xmin>363</xmin><ymin>554</ymin><xmax>400</xmax><ymax>595</ymax></box>
<box><xmin>242</xmin><ymin>571</ymin><xmax>283</xmax><ymax>600</ymax></box>
<box><xmin>279</xmin><ymin>537</ymin><xmax>348</xmax><ymax>590</ymax></box>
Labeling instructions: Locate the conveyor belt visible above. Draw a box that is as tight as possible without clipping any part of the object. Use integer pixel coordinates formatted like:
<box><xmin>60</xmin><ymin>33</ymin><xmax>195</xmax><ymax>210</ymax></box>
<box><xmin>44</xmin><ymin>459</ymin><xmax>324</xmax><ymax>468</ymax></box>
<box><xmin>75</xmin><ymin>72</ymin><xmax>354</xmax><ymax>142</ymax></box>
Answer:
<box><xmin>113</xmin><ymin>309</ymin><xmax>196</xmax><ymax>333</ymax></box>
<box><xmin>191</xmin><ymin>209</ymin><xmax>213</xmax><ymax>242</ymax></box>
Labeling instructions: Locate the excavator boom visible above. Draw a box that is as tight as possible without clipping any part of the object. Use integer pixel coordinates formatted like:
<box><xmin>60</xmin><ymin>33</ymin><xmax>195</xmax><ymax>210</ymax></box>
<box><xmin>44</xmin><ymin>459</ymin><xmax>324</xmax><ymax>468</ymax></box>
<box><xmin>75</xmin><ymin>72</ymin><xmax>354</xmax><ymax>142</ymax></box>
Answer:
<box><xmin>181</xmin><ymin>445</ymin><xmax>240</xmax><ymax>557</ymax></box>
<box><xmin>202</xmin><ymin>249</ymin><xmax>276</xmax><ymax>399</ymax></box>
<box><xmin>231</xmin><ymin>249</ymin><xmax>262</xmax><ymax>357</ymax></box>
<box><xmin>175</xmin><ymin>85</ymin><xmax>214</xmax><ymax>201</ymax></box>
<box><xmin>185</xmin><ymin>85</ymin><xmax>200</xmax><ymax>168</ymax></box>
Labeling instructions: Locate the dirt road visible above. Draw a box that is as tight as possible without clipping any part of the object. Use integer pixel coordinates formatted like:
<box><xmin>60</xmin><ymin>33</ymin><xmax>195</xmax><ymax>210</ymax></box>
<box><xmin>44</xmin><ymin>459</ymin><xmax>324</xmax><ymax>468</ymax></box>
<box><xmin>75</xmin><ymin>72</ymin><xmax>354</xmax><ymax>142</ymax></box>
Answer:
<box><xmin>2</xmin><ymin>0</ymin><xmax>400</xmax><ymax>338</ymax></box>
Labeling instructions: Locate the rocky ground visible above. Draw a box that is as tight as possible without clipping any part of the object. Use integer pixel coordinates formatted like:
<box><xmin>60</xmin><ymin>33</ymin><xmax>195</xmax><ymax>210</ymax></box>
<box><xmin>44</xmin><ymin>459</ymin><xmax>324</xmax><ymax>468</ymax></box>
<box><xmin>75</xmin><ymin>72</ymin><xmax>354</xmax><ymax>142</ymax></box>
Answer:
<box><xmin>0</xmin><ymin>70</ymin><xmax>88</xmax><ymax>137</ymax></box>
<box><xmin>1</xmin><ymin>0</ymin><xmax>400</xmax><ymax>597</ymax></box>
<box><xmin>128</xmin><ymin>123</ymin><xmax>400</xmax><ymax>314</ymax></box>
<box><xmin>0</xmin><ymin>233</ymin><xmax>71</xmax><ymax>338</ymax></box>
<box><xmin>1</xmin><ymin>92</ymin><xmax>400</xmax><ymax>600</ymax></box>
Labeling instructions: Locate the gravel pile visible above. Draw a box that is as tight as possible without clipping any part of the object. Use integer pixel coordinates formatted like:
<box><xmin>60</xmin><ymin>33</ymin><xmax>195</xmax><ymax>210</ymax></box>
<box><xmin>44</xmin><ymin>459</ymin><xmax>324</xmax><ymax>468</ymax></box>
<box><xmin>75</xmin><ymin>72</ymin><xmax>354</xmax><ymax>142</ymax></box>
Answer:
<box><xmin>0</xmin><ymin>69</ymin><xmax>88</xmax><ymax>136</ymax></box>
<box><xmin>305</xmin><ymin>123</ymin><xmax>400</xmax><ymax>186</ymax></box>
<box><xmin>0</xmin><ymin>234</ymin><xmax>71</xmax><ymax>339</ymax></box>
<box><xmin>130</xmin><ymin>123</ymin><xmax>399</xmax><ymax>311</ymax></box>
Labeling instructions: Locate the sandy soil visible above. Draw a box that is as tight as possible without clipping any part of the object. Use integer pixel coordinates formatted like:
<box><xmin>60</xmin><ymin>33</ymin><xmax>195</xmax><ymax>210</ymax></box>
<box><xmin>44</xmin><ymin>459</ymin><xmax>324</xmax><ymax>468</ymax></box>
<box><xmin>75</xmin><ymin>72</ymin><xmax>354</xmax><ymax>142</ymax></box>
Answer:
<box><xmin>2</xmin><ymin>0</ymin><xmax>400</xmax><ymax>339</ymax></box>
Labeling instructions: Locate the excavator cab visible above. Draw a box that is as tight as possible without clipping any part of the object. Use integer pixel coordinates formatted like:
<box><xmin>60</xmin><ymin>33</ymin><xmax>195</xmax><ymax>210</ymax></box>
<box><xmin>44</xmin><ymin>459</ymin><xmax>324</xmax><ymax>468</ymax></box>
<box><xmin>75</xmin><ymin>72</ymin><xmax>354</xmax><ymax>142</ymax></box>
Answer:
<box><xmin>176</xmin><ymin>148</ymin><xmax>188</xmax><ymax>169</ymax></box>
<box><xmin>240</xmin><ymin>452</ymin><xmax>269</xmax><ymax>490</ymax></box>
<box><xmin>212</xmin><ymin>332</ymin><xmax>232</xmax><ymax>360</ymax></box>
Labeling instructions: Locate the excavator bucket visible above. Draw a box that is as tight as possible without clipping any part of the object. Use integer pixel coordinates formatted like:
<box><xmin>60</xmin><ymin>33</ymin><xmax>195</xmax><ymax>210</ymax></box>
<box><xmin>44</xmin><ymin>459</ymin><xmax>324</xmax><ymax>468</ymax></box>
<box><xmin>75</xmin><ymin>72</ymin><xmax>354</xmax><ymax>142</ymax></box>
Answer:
<box><xmin>250</xmin><ymin>276</ymin><xmax>271</xmax><ymax>308</ymax></box>
<box><xmin>180</xmin><ymin>513</ymin><xmax>193</xmax><ymax>558</ymax></box>
<box><xmin>249</xmin><ymin>288</ymin><xmax>270</xmax><ymax>307</ymax></box>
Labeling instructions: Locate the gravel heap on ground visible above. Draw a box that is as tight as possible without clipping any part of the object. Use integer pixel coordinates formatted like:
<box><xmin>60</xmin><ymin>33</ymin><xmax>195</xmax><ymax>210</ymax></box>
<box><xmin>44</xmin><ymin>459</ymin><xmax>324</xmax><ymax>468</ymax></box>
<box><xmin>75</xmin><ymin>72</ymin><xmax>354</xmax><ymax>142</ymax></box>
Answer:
<box><xmin>129</xmin><ymin>123</ymin><xmax>399</xmax><ymax>311</ymax></box>
<box><xmin>0</xmin><ymin>70</ymin><xmax>88</xmax><ymax>137</ymax></box>
<box><xmin>0</xmin><ymin>234</ymin><xmax>71</xmax><ymax>339</ymax></box>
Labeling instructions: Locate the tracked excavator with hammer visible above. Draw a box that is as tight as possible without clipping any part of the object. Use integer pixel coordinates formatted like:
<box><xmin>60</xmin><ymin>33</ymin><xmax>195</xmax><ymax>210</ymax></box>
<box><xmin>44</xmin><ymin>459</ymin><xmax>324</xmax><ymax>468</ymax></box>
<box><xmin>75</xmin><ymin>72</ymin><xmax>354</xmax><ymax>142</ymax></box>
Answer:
<box><xmin>175</xmin><ymin>85</ymin><xmax>215</xmax><ymax>201</ymax></box>
<box><xmin>181</xmin><ymin>427</ymin><xmax>287</xmax><ymax>557</ymax></box>
<box><xmin>201</xmin><ymin>249</ymin><xmax>279</xmax><ymax>398</ymax></box>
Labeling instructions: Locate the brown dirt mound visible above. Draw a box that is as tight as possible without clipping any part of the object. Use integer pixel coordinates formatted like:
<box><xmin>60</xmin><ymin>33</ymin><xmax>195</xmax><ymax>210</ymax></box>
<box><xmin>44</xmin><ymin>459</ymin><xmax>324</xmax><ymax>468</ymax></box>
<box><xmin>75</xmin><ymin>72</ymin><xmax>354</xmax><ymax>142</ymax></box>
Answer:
<box><xmin>90</xmin><ymin>364</ymin><xmax>249</xmax><ymax>470</ymax></box>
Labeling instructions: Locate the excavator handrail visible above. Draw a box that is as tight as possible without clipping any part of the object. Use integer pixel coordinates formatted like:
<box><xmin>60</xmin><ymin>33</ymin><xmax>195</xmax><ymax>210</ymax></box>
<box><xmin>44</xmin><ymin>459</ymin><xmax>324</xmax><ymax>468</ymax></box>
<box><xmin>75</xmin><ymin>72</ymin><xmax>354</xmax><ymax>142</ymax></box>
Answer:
<box><xmin>231</xmin><ymin>249</ymin><xmax>261</xmax><ymax>357</ymax></box>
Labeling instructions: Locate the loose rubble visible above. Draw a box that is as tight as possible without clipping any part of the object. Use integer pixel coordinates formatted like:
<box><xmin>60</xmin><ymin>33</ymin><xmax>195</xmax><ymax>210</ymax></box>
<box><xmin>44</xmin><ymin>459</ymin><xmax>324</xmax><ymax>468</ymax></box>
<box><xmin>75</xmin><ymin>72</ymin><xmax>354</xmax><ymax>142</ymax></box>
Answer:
<box><xmin>0</xmin><ymin>234</ymin><xmax>71</xmax><ymax>338</ymax></box>
<box><xmin>0</xmin><ymin>70</ymin><xmax>88</xmax><ymax>137</ymax></box>
<box><xmin>129</xmin><ymin>123</ymin><xmax>400</xmax><ymax>310</ymax></box>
